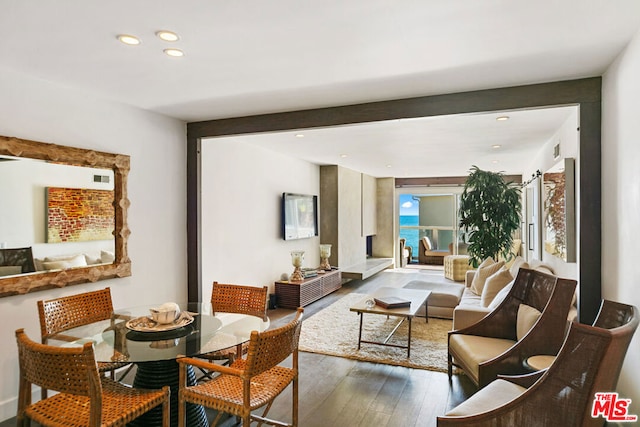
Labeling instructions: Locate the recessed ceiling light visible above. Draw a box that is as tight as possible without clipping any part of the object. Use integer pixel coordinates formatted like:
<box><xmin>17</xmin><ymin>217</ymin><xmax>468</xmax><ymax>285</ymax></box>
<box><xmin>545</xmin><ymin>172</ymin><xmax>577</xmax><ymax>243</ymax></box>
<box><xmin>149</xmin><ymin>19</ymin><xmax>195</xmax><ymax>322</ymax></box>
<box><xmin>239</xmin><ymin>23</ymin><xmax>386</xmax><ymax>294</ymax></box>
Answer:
<box><xmin>156</xmin><ymin>30</ymin><xmax>179</xmax><ymax>42</ymax></box>
<box><xmin>492</xmin><ymin>160</ymin><xmax>499</xmax><ymax>164</ymax></box>
<box><xmin>496</xmin><ymin>115</ymin><xmax>510</xmax><ymax>121</ymax></box>
<box><xmin>340</xmin><ymin>154</ymin><xmax>348</xmax><ymax>158</ymax></box>
<box><xmin>163</xmin><ymin>48</ymin><xmax>184</xmax><ymax>57</ymax></box>
<box><xmin>295</xmin><ymin>134</ymin><xmax>305</xmax><ymax>138</ymax></box>
<box><xmin>386</xmin><ymin>164</ymin><xmax>392</xmax><ymax>168</ymax></box>
<box><xmin>117</xmin><ymin>34</ymin><xmax>141</xmax><ymax>45</ymax></box>
<box><xmin>492</xmin><ymin>144</ymin><xmax>502</xmax><ymax>149</ymax></box>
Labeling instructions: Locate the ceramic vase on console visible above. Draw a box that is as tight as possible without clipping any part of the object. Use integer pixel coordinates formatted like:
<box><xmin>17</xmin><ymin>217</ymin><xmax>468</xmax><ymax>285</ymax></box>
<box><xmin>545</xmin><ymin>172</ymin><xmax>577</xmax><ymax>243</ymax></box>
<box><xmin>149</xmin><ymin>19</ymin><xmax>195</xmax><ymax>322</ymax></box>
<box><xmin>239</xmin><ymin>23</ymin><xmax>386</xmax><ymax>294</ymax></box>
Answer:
<box><xmin>290</xmin><ymin>250</ymin><xmax>305</xmax><ymax>282</ymax></box>
<box><xmin>319</xmin><ymin>244</ymin><xmax>332</xmax><ymax>270</ymax></box>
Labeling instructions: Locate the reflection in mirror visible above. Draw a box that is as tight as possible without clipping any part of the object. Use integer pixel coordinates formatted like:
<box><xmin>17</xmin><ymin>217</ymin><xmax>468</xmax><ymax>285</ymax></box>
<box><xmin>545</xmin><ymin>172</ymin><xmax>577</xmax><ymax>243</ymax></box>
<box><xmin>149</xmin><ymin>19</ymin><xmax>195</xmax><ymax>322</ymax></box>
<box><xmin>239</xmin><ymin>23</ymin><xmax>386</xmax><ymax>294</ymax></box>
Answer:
<box><xmin>543</xmin><ymin>158</ymin><xmax>576</xmax><ymax>262</ymax></box>
<box><xmin>0</xmin><ymin>135</ymin><xmax>131</xmax><ymax>297</ymax></box>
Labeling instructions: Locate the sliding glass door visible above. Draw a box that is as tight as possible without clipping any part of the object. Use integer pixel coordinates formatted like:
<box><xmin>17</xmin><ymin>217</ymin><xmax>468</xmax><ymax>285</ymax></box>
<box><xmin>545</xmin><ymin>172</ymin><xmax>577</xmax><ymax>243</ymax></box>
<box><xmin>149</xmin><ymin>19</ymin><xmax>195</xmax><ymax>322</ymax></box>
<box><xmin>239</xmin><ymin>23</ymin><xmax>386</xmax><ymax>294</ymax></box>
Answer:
<box><xmin>399</xmin><ymin>193</ymin><xmax>462</xmax><ymax>264</ymax></box>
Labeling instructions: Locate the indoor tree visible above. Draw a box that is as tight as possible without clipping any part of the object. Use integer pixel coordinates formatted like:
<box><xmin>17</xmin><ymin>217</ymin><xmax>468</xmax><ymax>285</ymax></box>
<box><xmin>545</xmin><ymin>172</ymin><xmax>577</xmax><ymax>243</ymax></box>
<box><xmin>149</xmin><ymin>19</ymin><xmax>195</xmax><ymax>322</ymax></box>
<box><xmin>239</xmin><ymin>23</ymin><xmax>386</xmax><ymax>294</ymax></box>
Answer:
<box><xmin>459</xmin><ymin>166</ymin><xmax>522</xmax><ymax>267</ymax></box>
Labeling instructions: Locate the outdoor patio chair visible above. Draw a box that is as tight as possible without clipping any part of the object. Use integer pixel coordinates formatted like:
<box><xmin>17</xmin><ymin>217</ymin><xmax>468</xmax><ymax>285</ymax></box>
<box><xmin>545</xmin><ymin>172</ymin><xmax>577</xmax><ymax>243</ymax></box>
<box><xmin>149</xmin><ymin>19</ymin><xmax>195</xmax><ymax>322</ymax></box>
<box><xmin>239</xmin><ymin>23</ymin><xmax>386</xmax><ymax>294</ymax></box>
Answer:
<box><xmin>438</xmin><ymin>299</ymin><xmax>639</xmax><ymax>426</ymax></box>
<box><xmin>37</xmin><ymin>287</ymin><xmax>132</xmax><ymax>397</ymax></box>
<box><xmin>177</xmin><ymin>307</ymin><xmax>304</xmax><ymax>427</ymax></box>
<box><xmin>15</xmin><ymin>328</ymin><xmax>170</xmax><ymax>427</ymax></box>
<box><xmin>448</xmin><ymin>268</ymin><xmax>577</xmax><ymax>387</ymax></box>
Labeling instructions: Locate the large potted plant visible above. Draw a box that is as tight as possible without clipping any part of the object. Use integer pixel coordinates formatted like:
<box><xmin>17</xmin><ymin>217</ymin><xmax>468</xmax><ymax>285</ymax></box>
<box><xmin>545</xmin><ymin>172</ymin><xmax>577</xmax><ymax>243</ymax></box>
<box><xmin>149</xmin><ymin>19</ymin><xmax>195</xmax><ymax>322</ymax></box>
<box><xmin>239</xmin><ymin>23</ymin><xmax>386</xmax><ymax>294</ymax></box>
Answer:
<box><xmin>459</xmin><ymin>166</ymin><xmax>522</xmax><ymax>267</ymax></box>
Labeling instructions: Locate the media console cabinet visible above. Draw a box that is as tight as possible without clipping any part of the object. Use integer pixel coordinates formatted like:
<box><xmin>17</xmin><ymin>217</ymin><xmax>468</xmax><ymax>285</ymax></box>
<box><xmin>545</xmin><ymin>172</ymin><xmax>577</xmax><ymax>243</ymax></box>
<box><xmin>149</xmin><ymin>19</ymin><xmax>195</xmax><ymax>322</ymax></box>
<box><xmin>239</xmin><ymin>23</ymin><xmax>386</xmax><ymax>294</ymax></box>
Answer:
<box><xmin>275</xmin><ymin>269</ymin><xmax>341</xmax><ymax>309</ymax></box>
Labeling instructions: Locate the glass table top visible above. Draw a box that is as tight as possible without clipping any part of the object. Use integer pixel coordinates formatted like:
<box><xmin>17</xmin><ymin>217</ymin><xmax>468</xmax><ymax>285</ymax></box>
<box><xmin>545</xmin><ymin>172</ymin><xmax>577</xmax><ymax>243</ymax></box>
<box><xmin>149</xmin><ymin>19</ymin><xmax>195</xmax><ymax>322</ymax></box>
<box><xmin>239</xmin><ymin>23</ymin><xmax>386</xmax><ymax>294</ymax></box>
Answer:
<box><xmin>53</xmin><ymin>302</ymin><xmax>270</xmax><ymax>363</ymax></box>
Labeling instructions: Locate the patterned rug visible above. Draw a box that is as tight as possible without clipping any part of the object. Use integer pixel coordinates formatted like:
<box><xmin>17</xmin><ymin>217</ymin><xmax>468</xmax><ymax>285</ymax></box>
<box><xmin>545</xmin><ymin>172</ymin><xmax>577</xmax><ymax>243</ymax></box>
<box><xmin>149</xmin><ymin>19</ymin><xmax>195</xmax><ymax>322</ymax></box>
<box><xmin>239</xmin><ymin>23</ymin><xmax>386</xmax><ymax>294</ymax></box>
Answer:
<box><xmin>299</xmin><ymin>293</ymin><xmax>452</xmax><ymax>372</ymax></box>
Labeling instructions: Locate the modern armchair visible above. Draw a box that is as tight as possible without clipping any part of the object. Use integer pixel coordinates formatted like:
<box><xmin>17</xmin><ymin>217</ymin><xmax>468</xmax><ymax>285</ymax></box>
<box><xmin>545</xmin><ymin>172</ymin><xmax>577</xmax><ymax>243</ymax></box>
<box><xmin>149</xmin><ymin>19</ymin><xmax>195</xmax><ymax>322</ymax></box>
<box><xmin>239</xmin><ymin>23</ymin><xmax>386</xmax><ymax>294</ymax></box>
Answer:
<box><xmin>448</xmin><ymin>268</ymin><xmax>577</xmax><ymax>388</ymax></box>
<box><xmin>399</xmin><ymin>238</ymin><xmax>413</xmax><ymax>267</ymax></box>
<box><xmin>438</xmin><ymin>300</ymin><xmax>639</xmax><ymax>426</ymax></box>
<box><xmin>418</xmin><ymin>236</ymin><xmax>451</xmax><ymax>265</ymax></box>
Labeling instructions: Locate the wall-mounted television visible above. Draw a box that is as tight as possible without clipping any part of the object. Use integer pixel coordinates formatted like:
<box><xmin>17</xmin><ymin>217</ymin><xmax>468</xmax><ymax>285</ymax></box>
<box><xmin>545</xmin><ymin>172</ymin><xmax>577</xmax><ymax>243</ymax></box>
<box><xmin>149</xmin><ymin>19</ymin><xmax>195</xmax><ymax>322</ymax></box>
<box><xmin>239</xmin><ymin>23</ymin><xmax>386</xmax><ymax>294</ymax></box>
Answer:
<box><xmin>282</xmin><ymin>193</ymin><xmax>318</xmax><ymax>240</ymax></box>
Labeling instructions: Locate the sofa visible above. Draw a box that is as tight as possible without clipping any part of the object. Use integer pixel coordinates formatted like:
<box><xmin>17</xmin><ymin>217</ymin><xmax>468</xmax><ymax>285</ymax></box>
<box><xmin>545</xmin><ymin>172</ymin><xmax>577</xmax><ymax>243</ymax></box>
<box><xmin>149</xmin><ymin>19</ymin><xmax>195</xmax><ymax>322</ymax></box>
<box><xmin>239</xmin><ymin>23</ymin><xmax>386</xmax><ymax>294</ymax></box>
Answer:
<box><xmin>403</xmin><ymin>255</ymin><xmax>564</xmax><ymax>323</ymax></box>
<box><xmin>452</xmin><ymin>256</ymin><xmax>559</xmax><ymax>330</ymax></box>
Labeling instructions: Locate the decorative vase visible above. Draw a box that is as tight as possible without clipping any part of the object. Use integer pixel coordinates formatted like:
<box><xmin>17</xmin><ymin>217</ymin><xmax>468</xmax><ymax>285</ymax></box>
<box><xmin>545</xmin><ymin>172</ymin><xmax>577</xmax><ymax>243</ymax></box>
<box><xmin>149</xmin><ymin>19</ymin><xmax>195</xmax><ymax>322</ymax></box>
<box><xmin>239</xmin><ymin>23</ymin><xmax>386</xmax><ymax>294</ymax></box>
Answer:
<box><xmin>319</xmin><ymin>244</ymin><xmax>332</xmax><ymax>270</ymax></box>
<box><xmin>290</xmin><ymin>250</ymin><xmax>305</xmax><ymax>282</ymax></box>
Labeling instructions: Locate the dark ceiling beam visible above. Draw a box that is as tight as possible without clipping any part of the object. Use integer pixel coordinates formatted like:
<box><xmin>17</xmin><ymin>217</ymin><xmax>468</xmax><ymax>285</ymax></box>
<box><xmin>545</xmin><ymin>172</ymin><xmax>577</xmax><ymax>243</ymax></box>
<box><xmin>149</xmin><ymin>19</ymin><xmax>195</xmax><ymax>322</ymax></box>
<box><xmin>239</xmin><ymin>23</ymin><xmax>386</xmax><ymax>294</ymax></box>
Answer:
<box><xmin>187</xmin><ymin>77</ymin><xmax>601</xmax><ymax>324</ymax></box>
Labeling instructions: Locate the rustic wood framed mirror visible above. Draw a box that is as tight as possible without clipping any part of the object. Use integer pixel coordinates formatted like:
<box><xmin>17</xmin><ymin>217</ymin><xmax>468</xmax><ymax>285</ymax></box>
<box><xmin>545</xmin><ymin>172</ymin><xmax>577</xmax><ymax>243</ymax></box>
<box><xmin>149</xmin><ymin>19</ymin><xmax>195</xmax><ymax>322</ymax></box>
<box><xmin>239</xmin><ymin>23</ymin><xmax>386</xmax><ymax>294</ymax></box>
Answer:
<box><xmin>0</xmin><ymin>135</ymin><xmax>131</xmax><ymax>297</ymax></box>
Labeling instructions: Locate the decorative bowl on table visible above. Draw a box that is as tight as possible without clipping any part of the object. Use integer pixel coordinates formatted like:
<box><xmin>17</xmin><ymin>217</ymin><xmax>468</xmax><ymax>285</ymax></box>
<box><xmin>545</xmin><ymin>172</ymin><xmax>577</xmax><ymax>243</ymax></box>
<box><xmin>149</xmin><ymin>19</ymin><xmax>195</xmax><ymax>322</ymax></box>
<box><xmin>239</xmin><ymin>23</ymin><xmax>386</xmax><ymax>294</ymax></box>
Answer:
<box><xmin>149</xmin><ymin>302</ymin><xmax>181</xmax><ymax>324</ymax></box>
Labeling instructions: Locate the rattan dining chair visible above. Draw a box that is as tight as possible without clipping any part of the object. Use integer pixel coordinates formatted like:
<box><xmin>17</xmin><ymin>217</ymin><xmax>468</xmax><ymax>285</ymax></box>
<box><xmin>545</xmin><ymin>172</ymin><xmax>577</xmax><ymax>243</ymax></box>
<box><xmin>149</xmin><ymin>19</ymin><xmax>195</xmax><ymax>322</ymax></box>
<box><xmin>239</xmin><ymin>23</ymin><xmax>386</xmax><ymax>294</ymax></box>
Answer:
<box><xmin>178</xmin><ymin>307</ymin><xmax>304</xmax><ymax>427</ymax></box>
<box><xmin>196</xmin><ymin>282</ymin><xmax>269</xmax><ymax>382</ymax></box>
<box><xmin>15</xmin><ymin>328</ymin><xmax>170</xmax><ymax>427</ymax></box>
<box><xmin>37</xmin><ymin>287</ymin><xmax>132</xmax><ymax>398</ymax></box>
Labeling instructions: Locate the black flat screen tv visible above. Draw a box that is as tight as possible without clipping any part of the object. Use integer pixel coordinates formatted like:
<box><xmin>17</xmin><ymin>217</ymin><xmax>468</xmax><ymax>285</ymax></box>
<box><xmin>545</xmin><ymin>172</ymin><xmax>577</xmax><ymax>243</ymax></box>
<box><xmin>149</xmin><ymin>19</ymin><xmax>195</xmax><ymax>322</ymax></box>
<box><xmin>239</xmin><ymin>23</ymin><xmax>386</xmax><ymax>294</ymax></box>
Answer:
<box><xmin>282</xmin><ymin>193</ymin><xmax>318</xmax><ymax>240</ymax></box>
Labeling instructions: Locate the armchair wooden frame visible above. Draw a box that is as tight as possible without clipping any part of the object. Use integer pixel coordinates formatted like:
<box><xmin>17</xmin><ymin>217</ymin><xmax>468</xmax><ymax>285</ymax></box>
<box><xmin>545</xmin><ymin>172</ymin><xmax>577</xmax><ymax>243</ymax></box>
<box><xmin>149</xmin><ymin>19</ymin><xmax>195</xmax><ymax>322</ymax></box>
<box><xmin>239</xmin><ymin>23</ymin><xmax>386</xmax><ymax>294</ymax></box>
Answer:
<box><xmin>37</xmin><ymin>287</ymin><xmax>131</xmax><ymax>397</ymax></box>
<box><xmin>448</xmin><ymin>268</ymin><xmax>577</xmax><ymax>387</ymax></box>
<box><xmin>178</xmin><ymin>308</ymin><xmax>304</xmax><ymax>427</ymax></box>
<box><xmin>438</xmin><ymin>300</ymin><xmax>639</xmax><ymax>426</ymax></box>
<box><xmin>15</xmin><ymin>328</ymin><xmax>170</xmax><ymax>427</ymax></box>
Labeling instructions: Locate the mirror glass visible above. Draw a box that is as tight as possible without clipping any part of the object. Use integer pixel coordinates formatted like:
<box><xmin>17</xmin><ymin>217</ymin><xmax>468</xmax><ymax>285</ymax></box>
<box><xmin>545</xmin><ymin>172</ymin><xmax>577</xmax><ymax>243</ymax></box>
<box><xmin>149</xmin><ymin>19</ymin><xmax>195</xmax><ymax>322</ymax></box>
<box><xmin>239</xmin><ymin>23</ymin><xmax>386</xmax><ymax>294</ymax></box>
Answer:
<box><xmin>0</xmin><ymin>135</ymin><xmax>131</xmax><ymax>297</ymax></box>
<box><xmin>543</xmin><ymin>158</ymin><xmax>576</xmax><ymax>262</ymax></box>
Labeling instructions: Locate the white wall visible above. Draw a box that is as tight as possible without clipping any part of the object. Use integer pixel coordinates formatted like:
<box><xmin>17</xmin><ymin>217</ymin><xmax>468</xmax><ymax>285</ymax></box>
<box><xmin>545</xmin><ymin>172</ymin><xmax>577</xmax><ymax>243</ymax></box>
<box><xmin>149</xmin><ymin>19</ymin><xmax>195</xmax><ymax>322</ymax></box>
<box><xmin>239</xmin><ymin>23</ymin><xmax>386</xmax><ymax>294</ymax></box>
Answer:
<box><xmin>0</xmin><ymin>67</ymin><xmax>186</xmax><ymax>421</ymax></box>
<box><xmin>200</xmin><ymin>137</ymin><xmax>320</xmax><ymax>300</ymax></box>
<box><xmin>602</xmin><ymin>27</ymin><xmax>640</xmax><ymax>414</ymax></box>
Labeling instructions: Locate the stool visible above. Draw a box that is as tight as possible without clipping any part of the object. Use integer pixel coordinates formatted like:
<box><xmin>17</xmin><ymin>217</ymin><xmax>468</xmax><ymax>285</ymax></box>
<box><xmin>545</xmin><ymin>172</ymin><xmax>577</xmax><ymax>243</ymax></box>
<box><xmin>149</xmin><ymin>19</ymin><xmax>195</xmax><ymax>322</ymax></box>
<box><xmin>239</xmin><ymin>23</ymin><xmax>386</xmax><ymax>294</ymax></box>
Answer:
<box><xmin>444</xmin><ymin>255</ymin><xmax>473</xmax><ymax>281</ymax></box>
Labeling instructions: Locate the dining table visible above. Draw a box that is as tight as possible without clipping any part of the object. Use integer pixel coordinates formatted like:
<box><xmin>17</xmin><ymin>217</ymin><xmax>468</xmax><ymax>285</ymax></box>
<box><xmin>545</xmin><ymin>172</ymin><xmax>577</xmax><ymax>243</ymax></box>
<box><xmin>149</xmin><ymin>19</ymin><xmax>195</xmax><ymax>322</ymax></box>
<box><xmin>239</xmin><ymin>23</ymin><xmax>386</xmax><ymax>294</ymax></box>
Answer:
<box><xmin>51</xmin><ymin>301</ymin><xmax>270</xmax><ymax>427</ymax></box>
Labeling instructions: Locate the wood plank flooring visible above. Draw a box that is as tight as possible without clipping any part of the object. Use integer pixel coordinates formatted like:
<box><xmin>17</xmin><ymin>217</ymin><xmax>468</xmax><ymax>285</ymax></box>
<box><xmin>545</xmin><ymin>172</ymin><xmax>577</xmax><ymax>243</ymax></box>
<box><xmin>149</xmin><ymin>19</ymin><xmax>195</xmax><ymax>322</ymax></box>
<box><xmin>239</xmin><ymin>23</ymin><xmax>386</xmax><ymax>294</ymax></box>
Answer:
<box><xmin>0</xmin><ymin>266</ymin><xmax>477</xmax><ymax>426</ymax></box>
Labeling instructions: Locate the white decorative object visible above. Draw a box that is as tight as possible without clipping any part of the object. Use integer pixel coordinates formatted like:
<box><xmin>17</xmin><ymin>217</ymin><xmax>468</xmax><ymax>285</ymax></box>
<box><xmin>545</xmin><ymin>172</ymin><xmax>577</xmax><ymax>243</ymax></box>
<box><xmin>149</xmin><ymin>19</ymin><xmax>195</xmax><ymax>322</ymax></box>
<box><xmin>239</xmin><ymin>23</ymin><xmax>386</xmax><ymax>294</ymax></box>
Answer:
<box><xmin>319</xmin><ymin>244</ymin><xmax>332</xmax><ymax>270</ymax></box>
<box><xmin>149</xmin><ymin>302</ymin><xmax>181</xmax><ymax>324</ymax></box>
<box><xmin>290</xmin><ymin>250</ymin><xmax>305</xmax><ymax>282</ymax></box>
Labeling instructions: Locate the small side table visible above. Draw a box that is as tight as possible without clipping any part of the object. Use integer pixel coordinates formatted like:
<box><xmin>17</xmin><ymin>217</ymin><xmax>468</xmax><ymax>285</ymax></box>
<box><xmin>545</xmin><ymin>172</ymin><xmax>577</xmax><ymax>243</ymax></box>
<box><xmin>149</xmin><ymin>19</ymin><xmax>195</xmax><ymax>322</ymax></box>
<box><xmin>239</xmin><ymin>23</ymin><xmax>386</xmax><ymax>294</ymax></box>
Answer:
<box><xmin>525</xmin><ymin>355</ymin><xmax>556</xmax><ymax>371</ymax></box>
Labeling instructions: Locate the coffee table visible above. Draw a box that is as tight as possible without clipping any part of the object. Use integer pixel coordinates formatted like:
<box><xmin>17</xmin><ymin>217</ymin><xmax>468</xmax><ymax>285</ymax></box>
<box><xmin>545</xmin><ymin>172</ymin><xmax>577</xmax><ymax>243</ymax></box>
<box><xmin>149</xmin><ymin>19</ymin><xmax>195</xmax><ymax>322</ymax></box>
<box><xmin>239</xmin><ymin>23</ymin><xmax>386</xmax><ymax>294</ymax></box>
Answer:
<box><xmin>349</xmin><ymin>287</ymin><xmax>431</xmax><ymax>357</ymax></box>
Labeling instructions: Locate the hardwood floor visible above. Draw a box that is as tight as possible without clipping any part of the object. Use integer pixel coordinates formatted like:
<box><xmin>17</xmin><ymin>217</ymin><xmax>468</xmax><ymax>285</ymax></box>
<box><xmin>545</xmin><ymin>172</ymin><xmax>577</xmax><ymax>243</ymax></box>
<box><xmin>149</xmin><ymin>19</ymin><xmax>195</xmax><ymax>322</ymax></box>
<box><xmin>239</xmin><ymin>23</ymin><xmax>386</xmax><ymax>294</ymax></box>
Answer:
<box><xmin>1</xmin><ymin>267</ymin><xmax>476</xmax><ymax>426</ymax></box>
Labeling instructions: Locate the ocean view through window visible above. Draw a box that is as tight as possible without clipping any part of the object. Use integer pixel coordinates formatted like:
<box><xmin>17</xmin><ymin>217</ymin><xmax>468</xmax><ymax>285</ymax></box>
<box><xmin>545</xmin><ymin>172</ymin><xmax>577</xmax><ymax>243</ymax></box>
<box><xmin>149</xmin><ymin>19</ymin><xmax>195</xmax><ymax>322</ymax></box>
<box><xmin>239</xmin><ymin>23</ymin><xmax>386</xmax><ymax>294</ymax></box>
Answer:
<box><xmin>399</xmin><ymin>193</ymin><xmax>461</xmax><ymax>263</ymax></box>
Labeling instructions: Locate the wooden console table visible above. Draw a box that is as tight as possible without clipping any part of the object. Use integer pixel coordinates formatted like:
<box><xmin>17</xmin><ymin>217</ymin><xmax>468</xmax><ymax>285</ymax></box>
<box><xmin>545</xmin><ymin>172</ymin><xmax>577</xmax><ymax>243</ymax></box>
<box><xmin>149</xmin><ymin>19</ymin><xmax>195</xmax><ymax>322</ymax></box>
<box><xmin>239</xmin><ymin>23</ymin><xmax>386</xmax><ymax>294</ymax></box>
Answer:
<box><xmin>275</xmin><ymin>269</ymin><xmax>341</xmax><ymax>309</ymax></box>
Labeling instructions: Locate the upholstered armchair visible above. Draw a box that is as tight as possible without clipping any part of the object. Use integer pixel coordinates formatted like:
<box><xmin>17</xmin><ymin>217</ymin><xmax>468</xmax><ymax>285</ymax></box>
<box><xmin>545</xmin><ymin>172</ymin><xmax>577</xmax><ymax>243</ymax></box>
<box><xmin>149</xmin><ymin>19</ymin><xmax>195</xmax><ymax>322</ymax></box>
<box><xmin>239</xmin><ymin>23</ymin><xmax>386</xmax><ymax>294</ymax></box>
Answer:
<box><xmin>418</xmin><ymin>236</ymin><xmax>451</xmax><ymax>265</ymax></box>
<box><xmin>438</xmin><ymin>300</ymin><xmax>639</xmax><ymax>426</ymax></box>
<box><xmin>399</xmin><ymin>238</ymin><xmax>413</xmax><ymax>267</ymax></box>
<box><xmin>447</xmin><ymin>268</ymin><xmax>577</xmax><ymax>388</ymax></box>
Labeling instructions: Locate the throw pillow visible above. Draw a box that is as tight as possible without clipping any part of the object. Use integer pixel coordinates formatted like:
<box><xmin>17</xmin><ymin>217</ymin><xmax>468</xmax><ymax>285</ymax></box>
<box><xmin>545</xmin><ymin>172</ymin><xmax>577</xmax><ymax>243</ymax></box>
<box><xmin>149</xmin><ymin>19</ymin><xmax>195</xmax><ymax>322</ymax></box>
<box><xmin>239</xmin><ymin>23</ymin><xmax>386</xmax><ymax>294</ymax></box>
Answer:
<box><xmin>101</xmin><ymin>250</ymin><xmax>115</xmax><ymax>263</ymax></box>
<box><xmin>42</xmin><ymin>254</ymin><xmax>87</xmax><ymax>270</ymax></box>
<box><xmin>422</xmin><ymin>236</ymin><xmax>433</xmax><ymax>251</ymax></box>
<box><xmin>480</xmin><ymin>267</ymin><xmax>514</xmax><ymax>307</ymax></box>
<box><xmin>488</xmin><ymin>280</ymin><xmax>514</xmax><ymax>310</ymax></box>
<box><xmin>470</xmin><ymin>260</ymin><xmax>504</xmax><ymax>295</ymax></box>
<box><xmin>517</xmin><ymin>304</ymin><xmax>542</xmax><ymax>340</ymax></box>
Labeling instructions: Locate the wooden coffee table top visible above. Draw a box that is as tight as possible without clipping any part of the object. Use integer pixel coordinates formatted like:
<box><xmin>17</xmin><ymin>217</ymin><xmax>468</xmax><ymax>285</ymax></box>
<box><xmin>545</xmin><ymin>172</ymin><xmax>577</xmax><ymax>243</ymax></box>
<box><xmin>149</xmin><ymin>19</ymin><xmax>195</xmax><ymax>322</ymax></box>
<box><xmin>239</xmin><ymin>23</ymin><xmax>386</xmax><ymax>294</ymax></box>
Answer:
<box><xmin>349</xmin><ymin>287</ymin><xmax>431</xmax><ymax>317</ymax></box>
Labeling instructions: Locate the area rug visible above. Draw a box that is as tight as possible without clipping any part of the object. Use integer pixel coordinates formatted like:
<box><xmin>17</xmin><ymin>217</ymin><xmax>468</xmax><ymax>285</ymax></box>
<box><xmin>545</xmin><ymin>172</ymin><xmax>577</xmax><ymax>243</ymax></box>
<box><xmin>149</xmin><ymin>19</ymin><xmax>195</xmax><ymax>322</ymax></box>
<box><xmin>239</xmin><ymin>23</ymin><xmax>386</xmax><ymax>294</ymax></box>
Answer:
<box><xmin>299</xmin><ymin>293</ymin><xmax>452</xmax><ymax>372</ymax></box>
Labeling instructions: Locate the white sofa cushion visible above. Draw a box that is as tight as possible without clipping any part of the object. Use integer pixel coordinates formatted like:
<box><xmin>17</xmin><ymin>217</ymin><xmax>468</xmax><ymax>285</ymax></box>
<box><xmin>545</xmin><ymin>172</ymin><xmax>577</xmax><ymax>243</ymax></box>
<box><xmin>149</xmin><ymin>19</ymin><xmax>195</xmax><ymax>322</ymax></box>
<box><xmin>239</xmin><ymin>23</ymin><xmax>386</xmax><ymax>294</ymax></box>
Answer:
<box><xmin>488</xmin><ymin>281</ymin><xmax>514</xmax><ymax>310</ymax></box>
<box><xmin>449</xmin><ymin>334</ymin><xmax>516</xmax><ymax>382</ymax></box>
<box><xmin>470</xmin><ymin>259</ymin><xmax>504</xmax><ymax>295</ymax></box>
<box><xmin>517</xmin><ymin>304</ymin><xmax>542</xmax><ymax>340</ymax></box>
<box><xmin>445</xmin><ymin>378</ymin><xmax>527</xmax><ymax>416</ymax></box>
<box><xmin>42</xmin><ymin>254</ymin><xmax>87</xmax><ymax>270</ymax></box>
<box><xmin>480</xmin><ymin>267</ymin><xmax>513</xmax><ymax>307</ymax></box>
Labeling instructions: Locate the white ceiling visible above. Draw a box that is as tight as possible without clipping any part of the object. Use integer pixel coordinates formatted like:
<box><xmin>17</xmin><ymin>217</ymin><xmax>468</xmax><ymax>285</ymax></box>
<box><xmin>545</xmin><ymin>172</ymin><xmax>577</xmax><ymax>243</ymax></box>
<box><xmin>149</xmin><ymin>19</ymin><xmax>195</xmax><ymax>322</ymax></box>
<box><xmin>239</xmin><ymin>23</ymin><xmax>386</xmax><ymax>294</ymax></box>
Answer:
<box><xmin>2</xmin><ymin>1</ymin><xmax>640</xmax><ymax>177</ymax></box>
